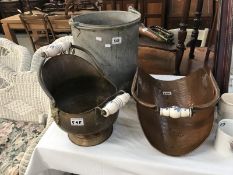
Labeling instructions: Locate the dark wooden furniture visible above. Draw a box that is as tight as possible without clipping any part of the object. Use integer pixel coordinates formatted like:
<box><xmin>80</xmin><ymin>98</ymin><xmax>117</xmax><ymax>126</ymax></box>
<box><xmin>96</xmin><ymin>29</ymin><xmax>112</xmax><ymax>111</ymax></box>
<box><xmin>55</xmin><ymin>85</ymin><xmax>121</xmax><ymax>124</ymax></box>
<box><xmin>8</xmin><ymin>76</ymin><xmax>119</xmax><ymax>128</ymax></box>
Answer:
<box><xmin>19</xmin><ymin>13</ymin><xmax>56</xmax><ymax>51</ymax></box>
<box><xmin>65</xmin><ymin>0</ymin><xmax>99</xmax><ymax>16</ymax></box>
<box><xmin>139</xmin><ymin>0</ymin><xmax>218</xmax><ymax>75</ymax></box>
<box><xmin>189</xmin><ymin>0</ymin><xmax>204</xmax><ymax>59</ymax></box>
<box><xmin>0</xmin><ymin>0</ymin><xmax>22</xmax><ymax>19</ymax></box>
<box><xmin>102</xmin><ymin>0</ymin><xmax>166</xmax><ymax>27</ymax></box>
<box><xmin>174</xmin><ymin>0</ymin><xmax>192</xmax><ymax>73</ymax></box>
<box><xmin>0</xmin><ymin>0</ymin><xmax>44</xmax><ymax>18</ymax></box>
<box><xmin>213</xmin><ymin>0</ymin><xmax>232</xmax><ymax>94</ymax></box>
<box><xmin>166</xmin><ymin>0</ymin><xmax>213</xmax><ymax>29</ymax></box>
<box><xmin>102</xmin><ymin>0</ymin><xmax>214</xmax><ymax>29</ymax></box>
<box><xmin>139</xmin><ymin>0</ymin><xmax>233</xmax><ymax>94</ymax></box>
<box><xmin>0</xmin><ymin>0</ymin><xmax>46</xmax><ymax>33</ymax></box>
<box><xmin>102</xmin><ymin>0</ymin><xmax>138</xmax><ymax>11</ymax></box>
<box><xmin>139</xmin><ymin>0</ymin><xmax>206</xmax><ymax>75</ymax></box>
<box><xmin>143</xmin><ymin>0</ymin><xmax>166</xmax><ymax>27</ymax></box>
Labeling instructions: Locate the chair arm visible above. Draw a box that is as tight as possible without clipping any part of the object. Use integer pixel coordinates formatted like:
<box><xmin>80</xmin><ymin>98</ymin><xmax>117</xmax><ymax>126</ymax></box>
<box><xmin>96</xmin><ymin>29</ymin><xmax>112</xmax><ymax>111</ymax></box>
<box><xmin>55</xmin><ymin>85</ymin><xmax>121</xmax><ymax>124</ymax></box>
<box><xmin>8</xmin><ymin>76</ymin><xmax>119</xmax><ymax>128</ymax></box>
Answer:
<box><xmin>30</xmin><ymin>46</ymin><xmax>47</xmax><ymax>72</ymax></box>
<box><xmin>18</xmin><ymin>49</ymin><xmax>32</xmax><ymax>72</ymax></box>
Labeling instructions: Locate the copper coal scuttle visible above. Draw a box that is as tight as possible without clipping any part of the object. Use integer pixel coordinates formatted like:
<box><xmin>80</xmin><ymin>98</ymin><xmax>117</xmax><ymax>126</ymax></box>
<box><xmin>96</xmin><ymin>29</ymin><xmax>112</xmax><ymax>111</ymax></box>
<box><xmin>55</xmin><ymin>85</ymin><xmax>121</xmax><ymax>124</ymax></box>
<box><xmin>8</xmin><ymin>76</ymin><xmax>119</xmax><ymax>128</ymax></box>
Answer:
<box><xmin>131</xmin><ymin>67</ymin><xmax>220</xmax><ymax>156</ymax></box>
<box><xmin>39</xmin><ymin>43</ymin><xmax>130</xmax><ymax>146</ymax></box>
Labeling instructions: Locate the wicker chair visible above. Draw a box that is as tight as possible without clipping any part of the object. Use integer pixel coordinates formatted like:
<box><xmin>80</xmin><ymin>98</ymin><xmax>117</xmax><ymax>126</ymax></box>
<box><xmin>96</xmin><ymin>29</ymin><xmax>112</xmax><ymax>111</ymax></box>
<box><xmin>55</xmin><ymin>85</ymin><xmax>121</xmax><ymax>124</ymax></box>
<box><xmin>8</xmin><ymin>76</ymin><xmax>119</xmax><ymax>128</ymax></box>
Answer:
<box><xmin>0</xmin><ymin>38</ymin><xmax>51</xmax><ymax>175</ymax></box>
<box><xmin>0</xmin><ymin>37</ymin><xmax>74</xmax><ymax>175</ymax></box>
<box><xmin>0</xmin><ymin>38</ymin><xmax>50</xmax><ymax>123</ymax></box>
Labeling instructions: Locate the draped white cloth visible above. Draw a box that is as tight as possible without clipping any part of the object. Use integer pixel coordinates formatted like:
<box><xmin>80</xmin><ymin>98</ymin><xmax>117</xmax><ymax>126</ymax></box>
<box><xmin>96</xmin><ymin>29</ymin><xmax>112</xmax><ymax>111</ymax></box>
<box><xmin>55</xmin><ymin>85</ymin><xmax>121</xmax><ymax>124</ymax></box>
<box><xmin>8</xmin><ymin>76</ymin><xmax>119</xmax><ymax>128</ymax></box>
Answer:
<box><xmin>25</xmin><ymin>99</ymin><xmax>233</xmax><ymax>175</ymax></box>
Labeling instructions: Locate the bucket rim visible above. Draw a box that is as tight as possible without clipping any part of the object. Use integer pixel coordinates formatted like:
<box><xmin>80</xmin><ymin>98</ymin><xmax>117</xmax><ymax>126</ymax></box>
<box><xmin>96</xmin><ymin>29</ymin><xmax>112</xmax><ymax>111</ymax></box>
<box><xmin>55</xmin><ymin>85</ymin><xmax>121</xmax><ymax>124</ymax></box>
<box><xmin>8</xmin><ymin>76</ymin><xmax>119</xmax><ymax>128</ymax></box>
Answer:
<box><xmin>70</xmin><ymin>10</ymin><xmax>141</xmax><ymax>30</ymax></box>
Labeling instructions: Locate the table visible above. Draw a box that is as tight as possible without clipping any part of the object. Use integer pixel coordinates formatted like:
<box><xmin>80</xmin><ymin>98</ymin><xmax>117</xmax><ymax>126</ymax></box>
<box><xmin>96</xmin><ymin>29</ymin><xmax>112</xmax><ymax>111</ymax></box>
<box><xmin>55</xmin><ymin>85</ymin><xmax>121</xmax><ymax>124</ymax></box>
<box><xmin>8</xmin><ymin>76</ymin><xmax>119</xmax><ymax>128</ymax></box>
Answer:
<box><xmin>0</xmin><ymin>11</ymin><xmax>72</xmax><ymax>44</ymax></box>
<box><xmin>25</xmin><ymin>99</ymin><xmax>233</xmax><ymax>175</ymax></box>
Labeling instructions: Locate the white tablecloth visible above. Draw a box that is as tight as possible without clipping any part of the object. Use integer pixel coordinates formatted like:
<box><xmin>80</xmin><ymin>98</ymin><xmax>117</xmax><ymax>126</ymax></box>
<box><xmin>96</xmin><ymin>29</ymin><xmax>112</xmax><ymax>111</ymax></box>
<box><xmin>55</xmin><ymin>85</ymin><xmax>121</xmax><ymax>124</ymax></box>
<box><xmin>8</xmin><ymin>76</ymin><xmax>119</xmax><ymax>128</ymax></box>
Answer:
<box><xmin>25</xmin><ymin>99</ymin><xmax>233</xmax><ymax>175</ymax></box>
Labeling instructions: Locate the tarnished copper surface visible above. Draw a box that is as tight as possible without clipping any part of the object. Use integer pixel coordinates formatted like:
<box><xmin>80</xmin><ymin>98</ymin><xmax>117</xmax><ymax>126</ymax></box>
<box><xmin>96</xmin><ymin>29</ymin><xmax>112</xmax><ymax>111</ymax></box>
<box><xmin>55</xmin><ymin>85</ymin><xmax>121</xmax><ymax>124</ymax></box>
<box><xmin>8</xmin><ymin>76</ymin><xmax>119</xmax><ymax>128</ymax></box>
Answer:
<box><xmin>139</xmin><ymin>24</ymin><xmax>174</xmax><ymax>44</ymax></box>
<box><xmin>138</xmin><ymin>47</ymin><xmax>176</xmax><ymax>74</ymax></box>
<box><xmin>39</xmin><ymin>46</ymin><xmax>118</xmax><ymax>146</ymax></box>
<box><xmin>68</xmin><ymin>126</ymin><xmax>113</xmax><ymax>146</ymax></box>
<box><xmin>139</xmin><ymin>24</ymin><xmax>164</xmax><ymax>42</ymax></box>
<box><xmin>131</xmin><ymin>67</ymin><xmax>220</xmax><ymax>156</ymax></box>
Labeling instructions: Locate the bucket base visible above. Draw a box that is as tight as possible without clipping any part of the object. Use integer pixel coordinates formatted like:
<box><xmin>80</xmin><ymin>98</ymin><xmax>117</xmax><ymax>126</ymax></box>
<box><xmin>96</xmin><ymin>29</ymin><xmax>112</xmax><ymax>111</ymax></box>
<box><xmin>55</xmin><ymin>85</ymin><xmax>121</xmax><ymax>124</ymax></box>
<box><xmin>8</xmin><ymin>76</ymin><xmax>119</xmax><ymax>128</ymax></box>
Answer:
<box><xmin>68</xmin><ymin>126</ymin><xmax>113</xmax><ymax>146</ymax></box>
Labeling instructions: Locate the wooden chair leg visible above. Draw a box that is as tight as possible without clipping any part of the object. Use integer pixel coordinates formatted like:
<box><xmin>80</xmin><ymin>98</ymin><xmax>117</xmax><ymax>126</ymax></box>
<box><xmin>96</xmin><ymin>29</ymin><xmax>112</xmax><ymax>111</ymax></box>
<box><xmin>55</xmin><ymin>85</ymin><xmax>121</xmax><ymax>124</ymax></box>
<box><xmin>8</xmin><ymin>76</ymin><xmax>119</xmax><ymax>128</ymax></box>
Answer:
<box><xmin>204</xmin><ymin>4</ymin><xmax>218</xmax><ymax>66</ymax></box>
<box><xmin>135</xmin><ymin>0</ymin><xmax>139</xmax><ymax>10</ymax></box>
<box><xmin>102</xmin><ymin>0</ymin><xmax>107</xmax><ymax>10</ymax></box>
<box><xmin>175</xmin><ymin>0</ymin><xmax>191</xmax><ymax>75</ymax></box>
<box><xmin>141</xmin><ymin>0</ymin><xmax>146</xmax><ymax>24</ymax></box>
<box><xmin>189</xmin><ymin>0</ymin><xmax>204</xmax><ymax>59</ymax></box>
<box><xmin>120</xmin><ymin>0</ymin><xmax>123</xmax><ymax>10</ymax></box>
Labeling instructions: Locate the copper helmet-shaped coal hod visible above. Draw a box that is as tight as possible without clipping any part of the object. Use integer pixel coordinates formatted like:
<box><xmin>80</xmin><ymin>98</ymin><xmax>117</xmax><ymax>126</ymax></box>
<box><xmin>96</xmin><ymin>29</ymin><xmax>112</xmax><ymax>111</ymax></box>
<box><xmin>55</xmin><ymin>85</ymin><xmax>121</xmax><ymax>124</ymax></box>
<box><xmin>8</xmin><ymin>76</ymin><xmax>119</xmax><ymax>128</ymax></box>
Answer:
<box><xmin>132</xmin><ymin>67</ymin><xmax>220</xmax><ymax>156</ymax></box>
<box><xmin>39</xmin><ymin>44</ymin><xmax>130</xmax><ymax>146</ymax></box>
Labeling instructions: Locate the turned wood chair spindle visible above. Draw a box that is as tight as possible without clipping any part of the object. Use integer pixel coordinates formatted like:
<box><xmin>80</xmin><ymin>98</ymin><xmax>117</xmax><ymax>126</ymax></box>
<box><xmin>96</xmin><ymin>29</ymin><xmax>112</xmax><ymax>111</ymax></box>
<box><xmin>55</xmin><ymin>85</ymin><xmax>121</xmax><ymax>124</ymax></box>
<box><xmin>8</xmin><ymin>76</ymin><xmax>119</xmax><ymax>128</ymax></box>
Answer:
<box><xmin>204</xmin><ymin>4</ymin><xmax>218</xmax><ymax>67</ymax></box>
<box><xmin>189</xmin><ymin>0</ymin><xmax>204</xmax><ymax>59</ymax></box>
<box><xmin>175</xmin><ymin>0</ymin><xmax>192</xmax><ymax>75</ymax></box>
<box><xmin>135</xmin><ymin>0</ymin><xmax>139</xmax><ymax>10</ymax></box>
<box><xmin>141</xmin><ymin>0</ymin><xmax>147</xmax><ymax>25</ymax></box>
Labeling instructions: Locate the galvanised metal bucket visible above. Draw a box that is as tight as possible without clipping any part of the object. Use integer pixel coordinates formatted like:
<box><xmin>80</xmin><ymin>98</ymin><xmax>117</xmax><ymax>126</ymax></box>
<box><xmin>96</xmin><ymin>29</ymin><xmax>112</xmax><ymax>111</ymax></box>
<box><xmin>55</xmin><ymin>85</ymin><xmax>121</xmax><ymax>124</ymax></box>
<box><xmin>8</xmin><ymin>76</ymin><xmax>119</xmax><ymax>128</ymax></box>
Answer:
<box><xmin>70</xmin><ymin>7</ymin><xmax>141</xmax><ymax>91</ymax></box>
